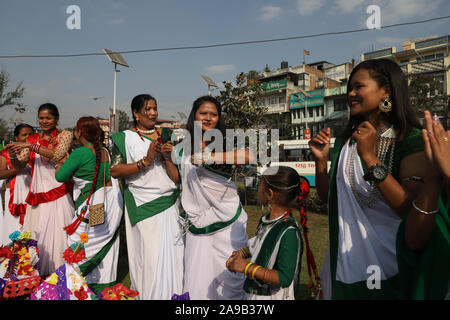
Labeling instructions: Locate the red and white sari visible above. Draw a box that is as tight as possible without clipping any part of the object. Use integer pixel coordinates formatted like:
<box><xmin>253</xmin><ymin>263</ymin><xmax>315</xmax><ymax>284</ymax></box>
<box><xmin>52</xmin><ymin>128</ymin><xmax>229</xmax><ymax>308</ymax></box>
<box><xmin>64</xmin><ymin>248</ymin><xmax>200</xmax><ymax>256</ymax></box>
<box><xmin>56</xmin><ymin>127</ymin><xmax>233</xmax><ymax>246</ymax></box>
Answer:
<box><xmin>20</xmin><ymin>130</ymin><xmax>75</xmax><ymax>275</ymax></box>
<box><xmin>0</xmin><ymin>149</ymin><xmax>31</xmax><ymax>245</ymax></box>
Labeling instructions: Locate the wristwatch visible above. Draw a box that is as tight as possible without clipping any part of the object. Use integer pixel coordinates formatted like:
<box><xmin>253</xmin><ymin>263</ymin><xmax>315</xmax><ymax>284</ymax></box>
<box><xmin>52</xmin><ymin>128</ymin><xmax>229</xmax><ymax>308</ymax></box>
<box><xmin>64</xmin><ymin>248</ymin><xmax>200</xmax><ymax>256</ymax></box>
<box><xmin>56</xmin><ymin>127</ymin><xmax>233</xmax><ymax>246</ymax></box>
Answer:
<box><xmin>363</xmin><ymin>163</ymin><xmax>388</xmax><ymax>183</ymax></box>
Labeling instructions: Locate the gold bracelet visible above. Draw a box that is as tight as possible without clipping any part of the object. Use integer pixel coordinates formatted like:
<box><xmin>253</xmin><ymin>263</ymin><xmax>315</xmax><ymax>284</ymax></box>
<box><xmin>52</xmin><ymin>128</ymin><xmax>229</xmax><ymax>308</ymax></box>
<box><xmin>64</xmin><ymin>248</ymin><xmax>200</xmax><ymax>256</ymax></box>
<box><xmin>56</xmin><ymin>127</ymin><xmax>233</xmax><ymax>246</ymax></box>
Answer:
<box><xmin>244</xmin><ymin>262</ymin><xmax>253</xmax><ymax>276</ymax></box>
<box><xmin>141</xmin><ymin>157</ymin><xmax>149</xmax><ymax>168</ymax></box>
<box><xmin>240</xmin><ymin>247</ymin><xmax>250</xmax><ymax>259</ymax></box>
<box><xmin>251</xmin><ymin>265</ymin><xmax>261</xmax><ymax>279</ymax></box>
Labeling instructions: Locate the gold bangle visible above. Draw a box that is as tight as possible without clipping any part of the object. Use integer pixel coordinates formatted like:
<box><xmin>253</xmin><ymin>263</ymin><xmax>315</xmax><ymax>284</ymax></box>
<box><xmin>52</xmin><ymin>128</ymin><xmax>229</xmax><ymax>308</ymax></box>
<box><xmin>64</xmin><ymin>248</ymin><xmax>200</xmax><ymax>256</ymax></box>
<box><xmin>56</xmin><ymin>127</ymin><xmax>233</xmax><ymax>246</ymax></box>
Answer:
<box><xmin>141</xmin><ymin>157</ymin><xmax>149</xmax><ymax>168</ymax></box>
<box><xmin>244</xmin><ymin>262</ymin><xmax>253</xmax><ymax>276</ymax></box>
<box><xmin>251</xmin><ymin>265</ymin><xmax>261</xmax><ymax>279</ymax></box>
<box><xmin>240</xmin><ymin>247</ymin><xmax>251</xmax><ymax>259</ymax></box>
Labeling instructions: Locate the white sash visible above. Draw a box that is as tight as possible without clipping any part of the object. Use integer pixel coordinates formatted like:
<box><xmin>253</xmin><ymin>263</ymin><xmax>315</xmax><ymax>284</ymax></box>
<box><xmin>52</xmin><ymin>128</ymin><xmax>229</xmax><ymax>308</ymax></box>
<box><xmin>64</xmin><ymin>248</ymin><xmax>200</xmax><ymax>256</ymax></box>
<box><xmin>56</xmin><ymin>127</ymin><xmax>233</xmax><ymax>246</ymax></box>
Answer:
<box><xmin>180</xmin><ymin>153</ymin><xmax>241</xmax><ymax>228</ymax></box>
<box><xmin>335</xmin><ymin>140</ymin><xmax>401</xmax><ymax>284</ymax></box>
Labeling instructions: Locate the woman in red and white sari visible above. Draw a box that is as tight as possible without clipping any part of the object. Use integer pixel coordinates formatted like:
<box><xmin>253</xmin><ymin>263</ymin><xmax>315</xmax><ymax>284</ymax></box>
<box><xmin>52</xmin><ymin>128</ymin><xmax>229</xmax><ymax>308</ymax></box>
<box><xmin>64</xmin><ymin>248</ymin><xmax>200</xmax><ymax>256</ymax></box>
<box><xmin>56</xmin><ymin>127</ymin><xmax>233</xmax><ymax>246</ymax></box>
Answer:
<box><xmin>9</xmin><ymin>103</ymin><xmax>75</xmax><ymax>276</ymax></box>
<box><xmin>0</xmin><ymin>124</ymin><xmax>34</xmax><ymax>245</ymax></box>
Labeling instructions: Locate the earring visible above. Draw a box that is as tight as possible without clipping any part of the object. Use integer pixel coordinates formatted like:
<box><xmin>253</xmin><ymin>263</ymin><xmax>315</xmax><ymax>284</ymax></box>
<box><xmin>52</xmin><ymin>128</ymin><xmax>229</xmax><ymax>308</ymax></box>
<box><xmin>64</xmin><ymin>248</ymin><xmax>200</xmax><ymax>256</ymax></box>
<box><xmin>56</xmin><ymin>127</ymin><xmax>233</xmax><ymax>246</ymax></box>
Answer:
<box><xmin>379</xmin><ymin>97</ymin><xmax>392</xmax><ymax>113</ymax></box>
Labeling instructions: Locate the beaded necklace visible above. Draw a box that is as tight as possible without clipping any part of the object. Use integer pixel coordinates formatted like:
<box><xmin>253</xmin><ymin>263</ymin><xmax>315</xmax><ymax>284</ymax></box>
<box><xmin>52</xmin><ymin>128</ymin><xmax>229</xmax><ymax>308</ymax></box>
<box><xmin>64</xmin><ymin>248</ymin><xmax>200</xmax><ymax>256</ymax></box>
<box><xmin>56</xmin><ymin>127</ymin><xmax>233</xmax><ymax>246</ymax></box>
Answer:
<box><xmin>135</xmin><ymin>127</ymin><xmax>163</xmax><ymax>149</ymax></box>
<box><xmin>345</xmin><ymin>124</ymin><xmax>396</xmax><ymax>207</ymax></box>
<box><xmin>256</xmin><ymin>210</ymin><xmax>290</xmax><ymax>242</ymax></box>
<box><xmin>136</xmin><ymin>127</ymin><xmax>155</xmax><ymax>135</ymax></box>
<box><xmin>135</xmin><ymin>126</ymin><xmax>155</xmax><ymax>142</ymax></box>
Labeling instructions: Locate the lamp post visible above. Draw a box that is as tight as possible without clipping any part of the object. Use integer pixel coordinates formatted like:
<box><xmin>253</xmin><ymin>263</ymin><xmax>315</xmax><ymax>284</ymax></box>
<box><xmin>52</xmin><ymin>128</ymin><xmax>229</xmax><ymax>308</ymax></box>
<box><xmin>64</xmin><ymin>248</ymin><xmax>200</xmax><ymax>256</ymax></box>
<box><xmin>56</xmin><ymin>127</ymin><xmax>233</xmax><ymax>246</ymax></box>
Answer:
<box><xmin>103</xmin><ymin>49</ymin><xmax>129</xmax><ymax>133</ymax></box>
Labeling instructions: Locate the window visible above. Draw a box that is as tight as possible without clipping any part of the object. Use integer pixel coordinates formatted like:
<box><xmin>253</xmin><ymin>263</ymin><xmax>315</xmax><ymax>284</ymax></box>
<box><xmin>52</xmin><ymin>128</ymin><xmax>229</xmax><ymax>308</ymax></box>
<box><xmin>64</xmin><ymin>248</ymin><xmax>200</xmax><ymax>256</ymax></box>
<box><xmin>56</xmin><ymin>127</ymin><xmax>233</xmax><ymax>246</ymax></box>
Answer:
<box><xmin>308</xmin><ymin>108</ymin><xmax>314</xmax><ymax>118</ymax></box>
<box><xmin>269</xmin><ymin>97</ymin><xmax>277</xmax><ymax>105</ymax></box>
<box><xmin>334</xmin><ymin>98</ymin><xmax>347</xmax><ymax>111</ymax></box>
<box><xmin>279</xmin><ymin>96</ymin><xmax>286</xmax><ymax>104</ymax></box>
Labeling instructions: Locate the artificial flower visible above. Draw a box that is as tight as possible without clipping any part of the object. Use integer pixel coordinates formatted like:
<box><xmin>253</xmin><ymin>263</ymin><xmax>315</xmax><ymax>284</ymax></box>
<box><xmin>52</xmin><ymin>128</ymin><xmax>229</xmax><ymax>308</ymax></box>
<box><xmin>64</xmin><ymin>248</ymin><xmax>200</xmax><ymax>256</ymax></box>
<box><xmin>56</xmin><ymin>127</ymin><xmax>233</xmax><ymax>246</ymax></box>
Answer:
<box><xmin>100</xmin><ymin>283</ymin><xmax>139</xmax><ymax>300</ymax></box>
<box><xmin>8</xmin><ymin>231</ymin><xmax>21</xmax><ymax>243</ymax></box>
<box><xmin>80</xmin><ymin>233</ymin><xmax>89</xmax><ymax>243</ymax></box>
<box><xmin>46</xmin><ymin>273</ymin><xmax>59</xmax><ymax>285</ymax></box>
<box><xmin>18</xmin><ymin>231</ymin><xmax>32</xmax><ymax>241</ymax></box>
<box><xmin>0</xmin><ymin>246</ymin><xmax>12</xmax><ymax>260</ymax></box>
<box><xmin>63</xmin><ymin>243</ymin><xmax>86</xmax><ymax>264</ymax></box>
<box><xmin>74</xmin><ymin>286</ymin><xmax>88</xmax><ymax>300</ymax></box>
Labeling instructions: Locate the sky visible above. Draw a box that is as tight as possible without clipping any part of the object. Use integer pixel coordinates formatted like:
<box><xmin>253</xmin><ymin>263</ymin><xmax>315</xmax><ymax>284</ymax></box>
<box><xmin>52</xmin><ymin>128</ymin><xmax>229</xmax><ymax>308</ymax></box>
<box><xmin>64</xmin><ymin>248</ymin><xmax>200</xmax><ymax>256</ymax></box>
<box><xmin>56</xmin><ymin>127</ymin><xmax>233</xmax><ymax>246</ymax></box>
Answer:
<box><xmin>0</xmin><ymin>0</ymin><xmax>449</xmax><ymax>129</ymax></box>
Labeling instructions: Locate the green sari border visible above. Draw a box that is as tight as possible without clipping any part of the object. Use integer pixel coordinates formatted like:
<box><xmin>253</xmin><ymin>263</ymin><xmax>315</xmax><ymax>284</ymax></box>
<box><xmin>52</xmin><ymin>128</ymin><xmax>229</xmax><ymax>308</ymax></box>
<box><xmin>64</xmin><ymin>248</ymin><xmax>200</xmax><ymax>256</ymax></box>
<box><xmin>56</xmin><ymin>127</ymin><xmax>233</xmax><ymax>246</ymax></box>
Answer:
<box><xmin>124</xmin><ymin>188</ymin><xmax>180</xmax><ymax>226</ymax></box>
<box><xmin>181</xmin><ymin>202</ymin><xmax>243</xmax><ymax>235</ymax></box>
<box><xmin>79</xmin><ymin>225</ymin><xmax>121</xmax><ymax>278</ymax></box>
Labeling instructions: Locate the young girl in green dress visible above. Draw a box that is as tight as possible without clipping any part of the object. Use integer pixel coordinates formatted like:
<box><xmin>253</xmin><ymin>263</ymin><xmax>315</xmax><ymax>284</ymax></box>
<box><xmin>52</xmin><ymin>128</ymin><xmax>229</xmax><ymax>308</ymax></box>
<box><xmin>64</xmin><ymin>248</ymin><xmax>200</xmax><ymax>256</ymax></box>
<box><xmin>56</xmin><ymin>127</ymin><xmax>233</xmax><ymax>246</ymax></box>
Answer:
<box><xmin>226</xmin><ymin>166</ymin><xmax>313</xmax><ymax>300</ymax></box>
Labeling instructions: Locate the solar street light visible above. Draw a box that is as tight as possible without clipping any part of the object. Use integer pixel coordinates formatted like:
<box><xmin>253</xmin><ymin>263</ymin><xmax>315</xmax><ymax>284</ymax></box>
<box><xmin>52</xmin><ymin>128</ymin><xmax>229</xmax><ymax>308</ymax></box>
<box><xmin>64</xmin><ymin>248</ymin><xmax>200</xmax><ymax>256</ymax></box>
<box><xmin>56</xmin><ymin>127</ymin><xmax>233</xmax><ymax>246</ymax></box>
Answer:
<box><xmin>103</xmin><ymin>48</ymin><xmax>129</xmax><ymax>133</ymax></box>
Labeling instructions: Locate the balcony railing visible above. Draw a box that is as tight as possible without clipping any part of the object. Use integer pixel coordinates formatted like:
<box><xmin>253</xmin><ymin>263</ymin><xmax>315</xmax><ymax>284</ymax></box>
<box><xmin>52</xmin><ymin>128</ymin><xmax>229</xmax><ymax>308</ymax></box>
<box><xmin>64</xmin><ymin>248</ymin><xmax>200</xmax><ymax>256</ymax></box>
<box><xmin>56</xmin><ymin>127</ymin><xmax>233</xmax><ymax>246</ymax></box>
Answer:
<box><xmin>409</xmin><ymin>58</ymin><xmax>446</xmax><ymax>74</ymax></box>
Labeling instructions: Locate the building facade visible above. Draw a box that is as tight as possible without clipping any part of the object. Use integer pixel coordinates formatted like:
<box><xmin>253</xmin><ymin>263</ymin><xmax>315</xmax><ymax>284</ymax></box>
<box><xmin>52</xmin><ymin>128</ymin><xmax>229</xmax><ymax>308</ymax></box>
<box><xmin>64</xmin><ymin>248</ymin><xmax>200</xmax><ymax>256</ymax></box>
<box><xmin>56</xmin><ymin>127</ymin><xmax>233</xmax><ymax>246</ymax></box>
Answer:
<box><xmin>362</xmin><ymin>34</ymin><xmax>449</xmax><ymax>127</ymax></box>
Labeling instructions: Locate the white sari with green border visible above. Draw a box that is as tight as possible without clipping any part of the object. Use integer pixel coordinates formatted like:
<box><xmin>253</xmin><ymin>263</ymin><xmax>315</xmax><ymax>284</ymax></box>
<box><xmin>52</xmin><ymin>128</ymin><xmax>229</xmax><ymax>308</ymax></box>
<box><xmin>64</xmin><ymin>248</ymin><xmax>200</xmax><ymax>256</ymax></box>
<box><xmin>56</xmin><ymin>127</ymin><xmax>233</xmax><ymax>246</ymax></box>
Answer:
<box><xmin>110</xmin><ymin>130</ymin><xmax>184</xmax><ymax>300</ymax></box>
<box><xmin>179</xmin><ymin>148</ymin><xmax>248</xmax><ymax>300</ymax></box>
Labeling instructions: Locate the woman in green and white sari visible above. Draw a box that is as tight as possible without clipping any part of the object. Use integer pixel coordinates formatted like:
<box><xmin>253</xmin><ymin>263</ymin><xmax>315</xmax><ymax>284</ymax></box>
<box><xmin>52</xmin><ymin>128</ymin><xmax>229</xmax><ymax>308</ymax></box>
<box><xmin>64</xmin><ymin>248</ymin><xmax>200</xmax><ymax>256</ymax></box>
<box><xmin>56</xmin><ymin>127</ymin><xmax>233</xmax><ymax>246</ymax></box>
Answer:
<box><xmin>55</xmin><ymin>117</ymin><xmax>123</xmax><ymax>294</ymax></box>
<box><xmin>110</xmin><ymin>94</ymin><xmax>184</xmax><ymax>300</ymax></box>
<box><xmin>310</xmin><ymin>59</ymin><xmax>428</xmax><ymax>299</ymax></box>
<box><xmin>178</xmin><ymin>96</ymin><xmax>252</xmax><ymax>300</ymax></box>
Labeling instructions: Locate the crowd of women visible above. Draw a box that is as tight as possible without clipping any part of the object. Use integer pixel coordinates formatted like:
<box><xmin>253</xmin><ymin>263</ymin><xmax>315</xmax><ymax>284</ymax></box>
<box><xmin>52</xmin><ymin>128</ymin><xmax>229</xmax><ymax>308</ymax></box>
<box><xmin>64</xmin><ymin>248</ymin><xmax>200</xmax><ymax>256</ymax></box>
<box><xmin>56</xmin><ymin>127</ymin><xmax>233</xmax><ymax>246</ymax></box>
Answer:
<box><xmin>0</xmin><ymin>58</ymin><xmax>448</xmax><ymax>300</ymax></box>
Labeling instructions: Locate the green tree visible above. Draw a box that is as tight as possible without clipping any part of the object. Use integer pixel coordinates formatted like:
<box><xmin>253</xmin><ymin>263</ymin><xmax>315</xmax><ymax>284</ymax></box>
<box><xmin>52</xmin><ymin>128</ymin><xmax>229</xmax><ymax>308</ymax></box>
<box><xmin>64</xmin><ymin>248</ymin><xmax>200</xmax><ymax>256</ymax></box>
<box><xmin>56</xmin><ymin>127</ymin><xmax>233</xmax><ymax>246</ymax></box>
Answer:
<box><xmin>409</xmin><ymin>74</ymin><xmax>439</xmax><ymax>113</ymax></box>
<box><xmin>409</xmin><ymin>73</ymin><xmax>449</xmax><ymax>129</ymax></box>
<box><xmin>110</xmin><ymin>108</ymin><xmax>131</xmax><ymax>131</ymax></box>
<box><xmin>0</xmin><ymin>69</ymin><xmax>25</xmax><ymax>109</ymax></box>
<box><xmin>216</xmin><ymin>72</ymin><xmax>267</xmax><ymax>130</ymax></box>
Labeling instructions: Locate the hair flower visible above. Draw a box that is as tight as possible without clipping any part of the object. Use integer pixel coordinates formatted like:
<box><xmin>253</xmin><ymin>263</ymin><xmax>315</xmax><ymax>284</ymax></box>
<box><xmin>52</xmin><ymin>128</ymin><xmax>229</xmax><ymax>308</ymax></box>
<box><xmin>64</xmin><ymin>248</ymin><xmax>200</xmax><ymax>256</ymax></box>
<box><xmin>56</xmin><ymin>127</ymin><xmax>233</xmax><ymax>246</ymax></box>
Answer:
<box><xmin>300</xmin><ymin>181</ymin><xmax>310</xmax><ymax>198</ymax></box>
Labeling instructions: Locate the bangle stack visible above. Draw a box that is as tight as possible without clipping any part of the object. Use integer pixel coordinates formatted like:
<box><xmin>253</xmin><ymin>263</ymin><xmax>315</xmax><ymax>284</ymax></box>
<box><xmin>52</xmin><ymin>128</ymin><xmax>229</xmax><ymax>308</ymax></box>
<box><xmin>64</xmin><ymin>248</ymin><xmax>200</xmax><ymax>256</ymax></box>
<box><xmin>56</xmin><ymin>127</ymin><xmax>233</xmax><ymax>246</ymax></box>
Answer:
<box><xmin>240</xmin><ymin>247</ymin><xmax>251</xmax><ymax>259</ymax></box>
<box><xmin>244</xmin><ymin>262</ymin><xmax>263</xmax><ymax>280</ymax></box>
<box><xmin>137</xmin><ymin>157</ymin><xmax>150</xmax><ymax>170</ymax></box>
<box><xmin>412</xmin><ymin>200</ymin><xmax>439</xmax><ymax>215</ymax></box>
<box><xmin>29</xmin><ymin>143</ymin><xmax>40</xmax><ymax>154</ymax></box>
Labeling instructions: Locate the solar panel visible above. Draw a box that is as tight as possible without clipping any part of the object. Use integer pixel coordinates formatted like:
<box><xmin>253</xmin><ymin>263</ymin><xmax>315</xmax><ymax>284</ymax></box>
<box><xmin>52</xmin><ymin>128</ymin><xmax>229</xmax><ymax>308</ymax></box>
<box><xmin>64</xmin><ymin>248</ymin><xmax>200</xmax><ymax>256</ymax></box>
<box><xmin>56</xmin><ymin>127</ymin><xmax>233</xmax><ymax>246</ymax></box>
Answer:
<box><xmin>200</xmin><ymin>75</ymin><xmax>218</xmax><ymax>87</ymax></box>
<box><xmin>103</xmin><ymin>48</ymin><xmax>129</xmax><ymax>67</ymax></box>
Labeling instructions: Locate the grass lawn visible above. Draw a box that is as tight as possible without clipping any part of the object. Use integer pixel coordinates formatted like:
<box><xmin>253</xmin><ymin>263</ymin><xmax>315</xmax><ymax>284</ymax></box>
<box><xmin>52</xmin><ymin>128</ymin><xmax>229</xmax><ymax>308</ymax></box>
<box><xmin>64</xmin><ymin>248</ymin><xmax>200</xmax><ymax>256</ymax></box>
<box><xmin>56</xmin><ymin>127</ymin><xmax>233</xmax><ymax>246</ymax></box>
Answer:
<box><xmin>116</xmin><ymin>204</ymin><xmax>329</xmax><ymax>300</ymax></box>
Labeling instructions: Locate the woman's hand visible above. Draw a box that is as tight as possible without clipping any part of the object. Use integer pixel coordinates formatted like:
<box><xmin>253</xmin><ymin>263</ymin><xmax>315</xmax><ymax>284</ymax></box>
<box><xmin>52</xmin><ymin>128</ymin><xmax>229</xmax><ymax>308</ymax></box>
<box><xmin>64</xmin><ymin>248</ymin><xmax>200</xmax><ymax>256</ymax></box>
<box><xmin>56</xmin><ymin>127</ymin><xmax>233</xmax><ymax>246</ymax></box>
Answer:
<box><xmin>225</xmin><ymin>250</ymin><xmax>247</xmax><ymax>273</ymax></box>
<box><xmin>160</xmin><ymin>141</ymin><xmax>174</xmax><ymax>162</ymax></box>
<box><xmin>308</xmin><ymin>128</ymin><xmax>331</xmax><ymax>162</ymax></box>
<box><xmin>422</xmin><ymin>110</ymin><xmax>450</xmax><ymax>182</ymax></box>
<box><xmin>145</xmin><ymin>140</ymin><xmax>161</xmax><ymax>165</ymax></box>
<box><xmin>352</xmin><ymin>121</ymin><xmax>378</xmax><ymax>164</ymax></box>
<box><xmin>8</xmin><ymin>141</ymin><xmax>30</xmax><ymax>155</ymax></box>
<box><xmin>58</xmin><ymin>152</ymin><xmax>70</xmax><ymax>164</ymax></box>
<box><xmin>190</xmin><ymin>153</ymin><xmax>204</xmax><ymax>166</ymax></box>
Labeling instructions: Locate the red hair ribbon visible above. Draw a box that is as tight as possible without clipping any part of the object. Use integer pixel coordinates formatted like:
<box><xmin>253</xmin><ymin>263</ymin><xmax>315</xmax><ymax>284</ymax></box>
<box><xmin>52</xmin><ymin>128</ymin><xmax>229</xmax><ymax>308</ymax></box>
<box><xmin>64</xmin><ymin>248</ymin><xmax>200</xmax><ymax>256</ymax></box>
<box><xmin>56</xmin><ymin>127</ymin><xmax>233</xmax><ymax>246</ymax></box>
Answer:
<box><xmin>297</xmin><ymin>180</ymin><xmax>322</xmax><ymax>299</ymax></box>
